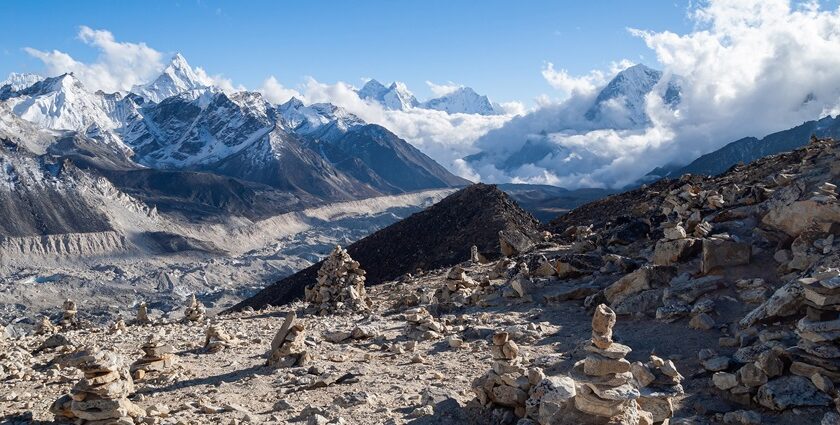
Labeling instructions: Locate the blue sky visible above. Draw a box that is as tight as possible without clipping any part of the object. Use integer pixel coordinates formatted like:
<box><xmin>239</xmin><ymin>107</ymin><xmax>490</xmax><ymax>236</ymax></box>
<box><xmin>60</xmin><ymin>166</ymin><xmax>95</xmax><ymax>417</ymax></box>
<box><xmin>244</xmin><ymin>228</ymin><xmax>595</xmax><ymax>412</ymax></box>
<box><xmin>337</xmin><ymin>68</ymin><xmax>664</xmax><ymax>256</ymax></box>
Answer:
<box><xmin>0</xmin><ymin>1</ymin><xmax>700</xmax><ymax>104</ymax></box>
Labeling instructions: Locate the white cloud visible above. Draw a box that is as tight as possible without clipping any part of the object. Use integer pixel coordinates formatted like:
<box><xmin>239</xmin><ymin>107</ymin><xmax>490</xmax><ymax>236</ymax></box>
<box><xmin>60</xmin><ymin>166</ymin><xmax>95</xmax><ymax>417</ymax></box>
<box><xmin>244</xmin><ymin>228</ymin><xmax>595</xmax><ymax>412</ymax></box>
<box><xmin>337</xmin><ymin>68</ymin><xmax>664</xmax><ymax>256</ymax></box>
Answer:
<box><xmin>541</xmin><ymin>62</ymin><xmax>606</xmax><ymax>97</ymax></box>
<box><xmin>471</xmin><ymin>0</ymin><xmax>840</xmax><ymax>189</ymax></box>
<box><xmin>300</xmin><ymin>77</ymin><xmax>512</xmax><ymax>179</ymax></box>
<box><xmin>425</xmin><ymin>80</ymin><xmax>461</xmax><ymax>97</ymax></box>
<box><xmin>25</xmin><ymin>26</ymin><xmax>163</xmax><ymax>93</ymax></box>
<box><xmin>194</xmin><ymin>67</ymin><xmax>245</xmax><ymax>94</ymax></box>
<box><xmin>259</xmin><ymin>76</ymin><xmax>304</xmax><ymax>104</ymax></box>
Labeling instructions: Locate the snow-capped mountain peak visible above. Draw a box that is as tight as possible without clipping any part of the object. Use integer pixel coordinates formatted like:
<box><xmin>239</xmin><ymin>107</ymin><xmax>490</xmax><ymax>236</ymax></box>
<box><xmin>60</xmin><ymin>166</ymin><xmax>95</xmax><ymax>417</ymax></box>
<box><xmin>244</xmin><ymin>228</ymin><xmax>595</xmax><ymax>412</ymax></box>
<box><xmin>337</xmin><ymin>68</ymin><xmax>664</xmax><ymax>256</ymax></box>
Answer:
<box><xmin>356</xmin><ymin>79</ymin><xmax>419</xmax><ymax>111</ymax></box>
<box><xmin>2</xmin><ymin>73</ymin><xmax>121</xmax><ymax>132</ymax></box>
<box><xmin>131</xmin><ymin>53</ymin><xmax>209</xmax><ymax>103</ymax></box>
<box><xmin>422</xmin><ymin>86</ymin><xmax>500</xmax><ymax>115</ymax></box>
<box><xmin>584</xmin><ymin>63</ymin><xmax>678</xmax><ymax>127</ymax></box>
<box><xmin>1</xmin><ymin>72</ymin><xmax>44</xmax><ymax>92</ymax></box>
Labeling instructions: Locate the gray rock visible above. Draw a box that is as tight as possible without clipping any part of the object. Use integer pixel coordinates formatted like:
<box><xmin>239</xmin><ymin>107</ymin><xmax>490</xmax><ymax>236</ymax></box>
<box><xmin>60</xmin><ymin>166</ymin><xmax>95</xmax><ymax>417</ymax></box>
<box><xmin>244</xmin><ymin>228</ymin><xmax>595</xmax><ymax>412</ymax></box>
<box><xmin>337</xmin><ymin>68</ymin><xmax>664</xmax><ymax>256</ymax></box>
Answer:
<box><xmin>755</xmin><ymin>376</ymin><xmax>832</xmax><ymax>411</ymax></box>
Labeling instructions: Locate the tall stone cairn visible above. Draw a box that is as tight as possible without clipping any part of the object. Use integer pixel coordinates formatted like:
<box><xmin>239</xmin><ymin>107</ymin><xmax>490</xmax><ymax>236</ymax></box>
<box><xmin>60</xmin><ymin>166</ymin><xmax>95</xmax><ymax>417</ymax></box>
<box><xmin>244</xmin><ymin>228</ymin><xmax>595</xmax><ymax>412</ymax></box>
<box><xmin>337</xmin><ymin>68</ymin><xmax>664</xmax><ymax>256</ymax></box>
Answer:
<box><xmin>790</xmin><ymin>272</ymin><xmax>840</xmax><ymax>390</ymax></box>
<box><xmin>130</xmin><ymin>335</ymin><xmax>175</xmax><ymax>380</ymax></box>
<box><xmin>50</xmin><ymin>348</ymin><xmax>144</xmax><ymax>424</ymax></box>
<box><xmin>304</xmin><ymin>245</ymin><xmax>371</xmax><ymax>315</ymax></box>
<box><xmin>184</xmin><ymin>294</ymin><xmax>206</xmax><ymax>322</ymax></box>
<box><xmin>570</xmin><ymin>304</ymin><xmax>649</xmax><ymax>425</ymax></box>
<box><xmin>267</xmin><ymin>311</ymin><xmax>310</xmax><ymax>368</ymax></box>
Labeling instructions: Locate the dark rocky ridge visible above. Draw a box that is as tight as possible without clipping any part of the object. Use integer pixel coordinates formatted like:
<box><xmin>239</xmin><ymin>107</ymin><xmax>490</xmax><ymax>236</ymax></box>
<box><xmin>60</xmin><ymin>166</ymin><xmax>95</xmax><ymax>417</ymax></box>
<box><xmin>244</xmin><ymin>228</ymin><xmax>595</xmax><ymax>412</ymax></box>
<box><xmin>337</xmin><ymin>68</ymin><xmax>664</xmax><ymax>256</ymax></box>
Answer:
<box><xmin>231</xmin><ymin>183</ymin><xmax>541</xmax><ymax>310</ymax></box>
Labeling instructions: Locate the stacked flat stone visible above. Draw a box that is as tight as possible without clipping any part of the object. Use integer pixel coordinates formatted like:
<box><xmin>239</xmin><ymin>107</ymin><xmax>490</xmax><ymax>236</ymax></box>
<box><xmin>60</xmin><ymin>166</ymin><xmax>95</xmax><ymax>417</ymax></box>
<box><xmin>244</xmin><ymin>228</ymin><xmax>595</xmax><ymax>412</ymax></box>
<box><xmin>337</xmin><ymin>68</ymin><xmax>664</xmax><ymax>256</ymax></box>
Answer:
<box><xmin>109</xmin><ymin>318</ymin><xmax>127</xmax><ymax>335</ymax></box>
<box><xmin>435</xmin><ymin>266</ymin><xmax>478</xmax><ymax>306</ymax></box>
<box><xmin>267</xmin><ymin>312</ymin><xmax>310</xmax><ymax>368</ymax></box>
<box><xmin>35</xmin><ymin>316</ymin><xmax>57</xmax><ymax>335</ymax></box>
<box><xmin>304</xmin><ymin>245</ymin><xmax>370</xmax><ymax>315</ymax></box>
<box><xmin>790</xmin><ymin>273</ymin><xmax>840</xmax><ymax>384</ymax></box>
<box><xmin>472</xmin><ymin>331</ymin><xmax>529</xmax><ymax>417</ymax></box>
<box><xmin>570</xmin><ymin>304</ymin><xmax>647</xmax><ymax>425</ymax></box>
<box><xmin>136</xmin><ymin>302</ymin><xmax>150</xmax><ymax>324</ymax></box>
<box><xmin>130</xmin><ymin>335</ymin><xmax>175</xmax><ymax>380</ymax></box>
<box><xmin>404</xmin><ymin>307</ymin><xmax>446</xmax><ymax>340</ymax></box>
<box><xmin>60</xmin><ymin>299</ymin><xmax>78</xmax><ymax>328</ymax></box>
<box><xmin>184</xmin><ymin>294</ymin><xmax>206</xmax><ymax>322</ymax></box>
<box><xmin>51</xmin><ymin>348</ymin><xmax>144</xmax><ymax>424</ymax></box>
<box><xmin>204</xmin><ymin>324</ymin><xmax>237</xmax><ymax>353</ymax></box>
<box><xmin>632</xmin><ymin>356</ymin><xmax>684</xmax><ymax>423</ymax></box>
<box><xmin>812</xmin><ymin>181</ymin><xmax>838</xmax><ymax>201</ymax></box>
<box><xmin>470</xmin><ymin>245</ymin><xmax>487</xmax><ymax>264</ymax></box>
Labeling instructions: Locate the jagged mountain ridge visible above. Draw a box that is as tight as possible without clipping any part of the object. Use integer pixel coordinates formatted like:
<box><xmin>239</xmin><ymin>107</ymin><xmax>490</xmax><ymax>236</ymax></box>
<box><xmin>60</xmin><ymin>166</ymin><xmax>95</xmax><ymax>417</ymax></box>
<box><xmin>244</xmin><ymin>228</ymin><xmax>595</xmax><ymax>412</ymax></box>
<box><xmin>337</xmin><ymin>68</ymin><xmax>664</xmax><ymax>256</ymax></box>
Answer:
<box><xmin>233</xmin><ymin>183</ymin><xmax>541</xmax><ymax>310</ymax></box>
<box><xmin>0</xmin><ymin>55</ymin><xmax>469</xmax><ymax>209</ymax></box>
<box><xmin>650</xmin><ymin>115</ymin><xmax>840</xmax><ymax>178</ymax></box>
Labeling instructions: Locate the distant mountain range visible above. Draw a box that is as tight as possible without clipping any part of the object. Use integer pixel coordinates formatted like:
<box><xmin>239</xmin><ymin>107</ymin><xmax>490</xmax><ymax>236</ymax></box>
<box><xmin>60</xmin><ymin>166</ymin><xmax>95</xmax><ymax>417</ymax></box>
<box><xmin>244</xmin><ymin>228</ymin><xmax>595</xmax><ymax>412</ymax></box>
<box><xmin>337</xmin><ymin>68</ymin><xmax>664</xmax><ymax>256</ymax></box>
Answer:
<box><xmin>0</xmin><ymin>54</ymin><xmax>469</xmax><ymax>237</ymax></box>
<box><xmin>356</xmin><ymin>78</ymin><xmax>504</xmax><ymax>115</ymax></box>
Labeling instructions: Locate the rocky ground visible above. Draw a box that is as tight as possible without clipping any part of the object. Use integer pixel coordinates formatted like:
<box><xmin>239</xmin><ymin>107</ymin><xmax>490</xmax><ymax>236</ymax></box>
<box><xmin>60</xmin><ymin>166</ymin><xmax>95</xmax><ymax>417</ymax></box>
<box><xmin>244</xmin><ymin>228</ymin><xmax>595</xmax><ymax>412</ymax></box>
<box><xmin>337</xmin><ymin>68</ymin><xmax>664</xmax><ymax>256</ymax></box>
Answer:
<box><xmin>3</xmin><ymin>138</ymin><xmax>840</xmax><ymax>424</ymax></box>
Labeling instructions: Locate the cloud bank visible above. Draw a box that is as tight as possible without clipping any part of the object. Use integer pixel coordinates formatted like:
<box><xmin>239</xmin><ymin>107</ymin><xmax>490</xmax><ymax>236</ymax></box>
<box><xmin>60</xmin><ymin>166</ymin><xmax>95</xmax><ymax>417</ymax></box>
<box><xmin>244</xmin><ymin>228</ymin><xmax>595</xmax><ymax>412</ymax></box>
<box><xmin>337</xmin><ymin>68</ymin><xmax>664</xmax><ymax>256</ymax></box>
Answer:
<box><xmin>467</xmin><ymin>0</ymin><xmax>840</xmax><ymax>188</ymax></box>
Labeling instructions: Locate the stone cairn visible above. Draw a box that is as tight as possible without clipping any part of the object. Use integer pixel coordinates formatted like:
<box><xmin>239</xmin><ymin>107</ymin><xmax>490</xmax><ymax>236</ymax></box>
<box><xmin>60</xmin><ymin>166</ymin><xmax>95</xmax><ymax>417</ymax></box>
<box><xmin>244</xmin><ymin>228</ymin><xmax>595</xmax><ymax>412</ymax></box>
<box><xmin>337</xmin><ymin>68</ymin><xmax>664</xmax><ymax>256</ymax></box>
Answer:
<box><xmin>435</xmin><ymin>266</ymin><xmax>478</xmax><ymax>306</ymax></box>
<box><xmin>267</xmin><ymin>311</ymin><xmax>310</xmax><ymax>368</ymax></box>
<box><xmin>51</xmin><ymin>348</ymin><xmax>144</xmax><ymax>424</ymax></box>
<box><xmin>569</xmin><ymin>304</ymin><xmax>649</xmax><ymax>425</ymax></box>
<box><xmin>204</xmin><ymin>323</ymin><xmax>238</xmax><ymax>353</ymax></box>
<box><xmin>304</xmin><ymin>245</ymin><xmax>371</xmax><ymax>315</ymax></box>
<box><xmin>130</xmin><ymin>335</ymin><xmax>175</xmax><ymax>380</ymax></box>
<box><xmin>136</xmin><ymin>301</ymin><xmax>150</xmax><ymax>324</ymax></box>
<box><xmin>404</xmin><ymin>307</ymin><xmax>446</xmax><ymax>340</ymax></box>
<box><xmin>790</xmin><ymin>271</ymin><xmax>840</xmax><ymax>393</ymax></box>
<box><xmin>60</xmin><ymin>299</ymin><xmax>78</xmax><ymax>328</ymax></box>
<box><xmin>35</xmin><ymin>315</ymin><xmax>57</xmax><ymax>335</ymax></box>
<box><xmin>632</xmin><ymin>356</ymin><xmax>684</xmax><ymax>423</ymax></box>
<box><xmin>472</xmin><ymin>331</ymin><xmax>530</xmax><ymax>417</ymax></box>
<box><xmin>109</xmin><ymin>317</ymin><xmax>127</xmax><ymax>335</ymax></box>
<box><xmin>184</xmin><ymin>294</ymin><xmax>206</xmax><ymax>322</ymax></box>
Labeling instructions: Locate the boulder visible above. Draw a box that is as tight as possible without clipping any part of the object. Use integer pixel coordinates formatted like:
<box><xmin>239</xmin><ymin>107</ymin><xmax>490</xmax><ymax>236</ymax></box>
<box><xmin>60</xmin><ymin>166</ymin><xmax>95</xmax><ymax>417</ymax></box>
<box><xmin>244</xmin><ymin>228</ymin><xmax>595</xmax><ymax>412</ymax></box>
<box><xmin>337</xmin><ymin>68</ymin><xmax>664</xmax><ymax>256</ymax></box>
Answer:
<box><xmin>605</xmin><ymin>266</ymin><xmax>676</xmax><ymax>306</ymax></box>
<box><xmin>701</xmin><ymin>238</ymin><xmax>750</xmax><ymax>274</ymax></box>
<box><xmin>762</xmin><ymin>200</ymin><xmax>840</xmax><ymax>237</ymax></box>
<box><xmin>755</xmin><ymin>376</ymin><xmax>832</xmax><ymax>411</ymax></box>
<box><xmin>652</xmin><ymin>238</ymin><xmax>701</xmax><ymax>266</ymax></box>
<box><xmin>740</xmin><ymin>282</ymin><xmax>804</xmax><ymax>328</ymax></box>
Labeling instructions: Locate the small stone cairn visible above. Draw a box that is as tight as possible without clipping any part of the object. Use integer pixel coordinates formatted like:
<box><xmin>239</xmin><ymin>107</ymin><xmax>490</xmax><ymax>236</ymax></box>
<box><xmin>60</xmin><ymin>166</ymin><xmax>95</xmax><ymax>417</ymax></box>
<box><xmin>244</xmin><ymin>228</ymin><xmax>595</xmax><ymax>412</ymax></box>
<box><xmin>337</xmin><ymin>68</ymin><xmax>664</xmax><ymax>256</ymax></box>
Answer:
<box><xmin>60</xmin><ymin>299</ymin><xmax>78</xmax><ymax>328</ymax></box>
<box><xmin>304</xmin><ymin>245</ymin><xmax>371</xmax><ymax>315</ymax></box>
<box><xmin>435</xmin><ymin>266</ymin><xmax>478</xmax><ymax>306</ymax></box>
<box><xmin>569</xmin><ymin>304</ymin><xmax>649</xmax><ymax>425</ymax></box>
<box><xmin>35</xmin><ymin>316</ymin><xmax>57</xmax><ymax>335</ymax></box>
<box><xmin>472</xmin><ymin>331</ymin><xmax>578</xmax><ymax>422</ymax></box>
<box><xmin>267</xmin><ymin>311</ymin><xmax>310</xmax><ymax>368</ymax></box>
<box><xmin>472</xmin><ymin>331</ymin><xmax>529</xmax><ymax>417</ymax></box>
<box><xmin>130</xmin><ymin>335</ymin><xmax>175</xmax><ymax>380</ymax></box>
<box><xmin>136</xmin><ymin>302</ymin><xmax>150</xmax><ymax>324</ymax></box>
<box><xmin>204</xmin><ymin>323</ymin><xmax>238</xmax><ymax>353</ymax></box>
<box><xmin>404</xmin><ymin>307</ymin><xmax>446</xmax><ymax>340</ymax></box>
<box><xmin>184</xmin><ymin>294</ymin><xmax>206</xmax><ymax>322</ymax></box>
<box><xmin>51</xmin><ymin>348</ymin><xmax>144</xmax><ymax>424</ymax></box>
<box><xmin>109</xmin><ymin>317</ymin><xmax>127</xmax><ymax>335</ymax></box>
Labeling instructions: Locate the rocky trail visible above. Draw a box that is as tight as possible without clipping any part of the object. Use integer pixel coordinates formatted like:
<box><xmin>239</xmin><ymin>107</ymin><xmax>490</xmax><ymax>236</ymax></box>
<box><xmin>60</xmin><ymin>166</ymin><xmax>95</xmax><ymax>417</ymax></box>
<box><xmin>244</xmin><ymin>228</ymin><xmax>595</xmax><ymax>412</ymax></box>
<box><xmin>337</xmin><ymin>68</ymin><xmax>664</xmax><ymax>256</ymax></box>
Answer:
<box><xmin>4</xmin><ymin>138</ymin><xmax>840</xmax><ymax>424</ymax></box>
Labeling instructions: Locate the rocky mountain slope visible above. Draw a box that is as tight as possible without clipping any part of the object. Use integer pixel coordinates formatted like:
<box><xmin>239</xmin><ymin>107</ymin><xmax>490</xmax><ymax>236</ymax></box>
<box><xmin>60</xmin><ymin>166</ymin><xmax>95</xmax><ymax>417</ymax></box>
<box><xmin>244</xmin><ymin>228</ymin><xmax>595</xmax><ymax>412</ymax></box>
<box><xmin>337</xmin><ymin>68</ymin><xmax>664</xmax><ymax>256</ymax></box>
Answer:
<box><xmin>652</xmin><ymin>115</ymin><xmax>840</xmax><ymax>178</ymax></box>
<box><xmin>5</xmin><ymin>138</ymin><xmax>840</xmax><ymax>424</ymax></box>
<box><xmin>234</xmin><ymin>183</ymin><xmax>541</xmax><ymax>310</ymax></box>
